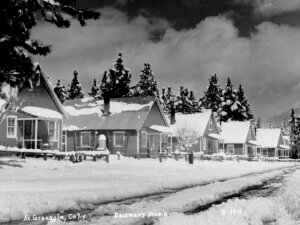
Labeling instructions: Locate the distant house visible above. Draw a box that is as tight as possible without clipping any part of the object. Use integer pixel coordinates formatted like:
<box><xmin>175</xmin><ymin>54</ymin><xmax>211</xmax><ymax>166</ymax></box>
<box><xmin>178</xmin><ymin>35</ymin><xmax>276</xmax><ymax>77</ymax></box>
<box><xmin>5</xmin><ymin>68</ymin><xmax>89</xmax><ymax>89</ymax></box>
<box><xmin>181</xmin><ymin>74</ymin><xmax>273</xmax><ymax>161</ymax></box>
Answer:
<box><xmin>63</xmin><ymin>96</ymin><xmax>171</xmax><ymax>157</ymax></box>
<box><xmin>167</xmin><ymin>110</ymin><xmax>222</xmax><ymax>153</ymax></box>
<box><xmin>256</xmin><ymin>129</ymin><xmax>290</xmax><ymax>158</ymax></box>
<box><xmin>0</xmin><ymin>71</ymin><xmax>65</xmax><ymax>151</ymax></box>
<box><xmin>220</xmin><ymin>121</ymin><xmax>259</xmax><ymax>156</ymax></box>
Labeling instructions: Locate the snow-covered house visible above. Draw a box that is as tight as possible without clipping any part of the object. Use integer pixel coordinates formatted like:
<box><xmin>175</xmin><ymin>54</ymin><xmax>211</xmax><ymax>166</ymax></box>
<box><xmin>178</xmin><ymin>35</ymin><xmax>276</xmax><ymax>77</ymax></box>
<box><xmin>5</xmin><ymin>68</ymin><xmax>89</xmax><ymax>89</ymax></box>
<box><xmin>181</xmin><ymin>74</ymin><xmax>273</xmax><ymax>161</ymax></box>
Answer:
<box><xmin>63</xmin><ymin>96</ymin><xmax>171</xmax><ymax>157</ymax></box>
<box><xmin>220</xmin><ymin>121</ymin><xmax>259</xmax><ymax>156</ymax></box>
<box><xmin>0</xmin><ymin>72</ymin><xmax>65</xmax><ymax>152</ymax></box>
<box><xmin>166</xmin><ymin>110</ymin><xmax>222</xmax><ymax>153</ymax></box>
<box><xmin>256</xmin><ymin>129</ymin><xmax>290</xmax><ymax>158</ymax></box>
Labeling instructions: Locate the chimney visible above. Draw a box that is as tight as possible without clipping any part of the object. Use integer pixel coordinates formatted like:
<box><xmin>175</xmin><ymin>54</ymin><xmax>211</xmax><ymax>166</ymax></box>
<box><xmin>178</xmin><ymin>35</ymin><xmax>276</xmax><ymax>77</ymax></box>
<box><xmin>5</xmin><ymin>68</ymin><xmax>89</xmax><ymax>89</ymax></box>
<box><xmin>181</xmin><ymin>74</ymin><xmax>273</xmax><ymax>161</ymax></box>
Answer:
<box><xmin>254</xmin><ymin>127</ymin><xmax>257</xmax><ymax>136</ymax></box>
<box><xmin>162</xmin><ymin>87</ymin><xmax>165</xmax><ymax>97</ymax></box>
<box><xmin>170</xmin><ymin>101</ymin><xmax>176</xmax><ymax>125</ymax></box>
<box><xmin>103</xmin><ymin>93</ymin><xmax>110</xmax><ymax>116</ymax></box>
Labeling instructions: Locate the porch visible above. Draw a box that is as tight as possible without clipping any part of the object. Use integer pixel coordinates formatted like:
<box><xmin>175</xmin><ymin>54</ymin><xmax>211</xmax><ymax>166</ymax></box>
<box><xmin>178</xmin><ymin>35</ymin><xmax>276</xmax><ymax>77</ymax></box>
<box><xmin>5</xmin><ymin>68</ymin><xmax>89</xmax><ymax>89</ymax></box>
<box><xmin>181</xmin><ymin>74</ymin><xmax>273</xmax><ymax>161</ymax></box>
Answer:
<box><xmin>17</xmin><ymin>119</ymin><xmax>61</xmax><ymax>150</ymax></box>
<box><xmin>147</xmin><ymin>125</ymin><xmax>173</xmax><ymax>156</ymax></box>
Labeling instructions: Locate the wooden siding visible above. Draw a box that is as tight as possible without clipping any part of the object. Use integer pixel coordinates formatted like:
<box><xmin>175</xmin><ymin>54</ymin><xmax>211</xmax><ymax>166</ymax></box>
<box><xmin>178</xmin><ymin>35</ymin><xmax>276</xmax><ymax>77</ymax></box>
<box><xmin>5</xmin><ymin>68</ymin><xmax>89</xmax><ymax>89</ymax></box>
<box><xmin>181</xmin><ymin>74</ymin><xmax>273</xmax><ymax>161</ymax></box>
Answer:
<box><xmin>66</xmin><ymin>129</ymin><xmax>138</xmax><ymax>157</ymax></box>
<box><xmin>142</xmin><ymin>101</ymin><xmax>167</xmax><ymax>128</ymax></box>
<box><xmin>223</xmin><ymin>143</ymin><xmax>244</xmax><ymax>155</ymax></box>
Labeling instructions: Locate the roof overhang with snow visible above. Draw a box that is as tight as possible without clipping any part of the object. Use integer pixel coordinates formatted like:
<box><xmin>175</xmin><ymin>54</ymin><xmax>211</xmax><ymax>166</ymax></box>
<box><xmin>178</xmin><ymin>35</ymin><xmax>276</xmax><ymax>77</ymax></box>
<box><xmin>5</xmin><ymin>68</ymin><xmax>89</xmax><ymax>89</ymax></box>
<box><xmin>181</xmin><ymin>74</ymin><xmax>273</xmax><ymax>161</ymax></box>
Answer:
<box><xmin>20</xmin><ymin>106</ymin><xmax>63</xmax><ymax>120</ymax></box>
<box><xmin>149</xmin><ymin>125</ymin><xmax>173</xmax><ymax>134</ymax></box>
<box><xmin>208</xmin><ymin>133</ymin><xmax>224</xmax><ymax>140</ymax></box>
<box><xmin>248</xmin><ymin>140</ymin><xmax>261</xmax><ymax>146</ymax></box>
<box><xmin>278</xmin><ymin>145</ymin><xmax>290</xmax><ymax>150</ymax></box>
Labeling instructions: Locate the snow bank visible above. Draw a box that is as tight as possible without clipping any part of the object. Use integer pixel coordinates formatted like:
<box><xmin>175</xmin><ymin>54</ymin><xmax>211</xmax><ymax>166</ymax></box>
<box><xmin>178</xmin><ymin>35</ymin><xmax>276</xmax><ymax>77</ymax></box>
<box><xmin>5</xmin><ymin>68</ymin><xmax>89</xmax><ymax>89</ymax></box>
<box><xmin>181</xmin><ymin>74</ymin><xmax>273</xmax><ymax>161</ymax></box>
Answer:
<box><xmin>0</xmin><ymin>158</ymin><xmax>297</xmax><ymax>223</ymax></box>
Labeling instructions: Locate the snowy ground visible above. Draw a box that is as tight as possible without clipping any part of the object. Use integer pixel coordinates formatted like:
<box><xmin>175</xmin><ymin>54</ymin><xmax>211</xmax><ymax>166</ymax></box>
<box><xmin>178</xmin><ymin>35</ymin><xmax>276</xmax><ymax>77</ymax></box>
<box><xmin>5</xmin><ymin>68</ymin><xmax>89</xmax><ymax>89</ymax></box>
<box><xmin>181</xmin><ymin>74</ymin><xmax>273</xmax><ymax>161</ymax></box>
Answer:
<box><xmin>0</xmin><ymin>155</ymin><xmax>298</xmax><ymax>223</ymax></box>
<box><xmin>158</xmin><ymin>168</ymin><xmax>300</xmax><ymax>225</ymax></box>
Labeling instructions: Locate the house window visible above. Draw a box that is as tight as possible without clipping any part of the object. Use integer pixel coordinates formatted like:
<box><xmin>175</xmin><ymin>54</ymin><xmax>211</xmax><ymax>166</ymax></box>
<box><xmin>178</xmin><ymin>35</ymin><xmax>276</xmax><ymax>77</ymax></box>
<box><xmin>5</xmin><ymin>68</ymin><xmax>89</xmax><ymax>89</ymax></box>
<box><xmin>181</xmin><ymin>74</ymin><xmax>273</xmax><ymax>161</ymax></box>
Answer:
<box><xmin>114</xmin><ymin>131</ymin><xmax>125</xmax><ymax>147</ymax></box>
<box><xmin>209</xmin><ymin>118</ymin><xmax>213</xmax><ymax>131</ymax></box>
<box><xmin>203</xmin><ymin>138</ymin><xmax>207</xmax><ymax>151</ymax></box>
<box><xmin>227</xmin><ymin>144</ymin><xmax>234</xmax><ymax>154</ymax></box>
<box><xmin>257</xmin><ymin>148</ymin><xmax>261</xmax><ymax>155</ymax></box>
<box><xmin>48</xmin><ymin>121</ymin><xmax>57</xmax><ymax>140</ymax></box>
<box><xmin>142</xmin><ymin>132</ymin><xmax>147</xmax><ymax>147</ymax></box>
<box><xmin>7</xmin><ymin>116</ymin><xmax>17</xmax><ymax>138</ymax></box>
<box><xmin>81</xmin><ymin>132</ymin><xmax>91</xmax><ymax>147</ymax></box>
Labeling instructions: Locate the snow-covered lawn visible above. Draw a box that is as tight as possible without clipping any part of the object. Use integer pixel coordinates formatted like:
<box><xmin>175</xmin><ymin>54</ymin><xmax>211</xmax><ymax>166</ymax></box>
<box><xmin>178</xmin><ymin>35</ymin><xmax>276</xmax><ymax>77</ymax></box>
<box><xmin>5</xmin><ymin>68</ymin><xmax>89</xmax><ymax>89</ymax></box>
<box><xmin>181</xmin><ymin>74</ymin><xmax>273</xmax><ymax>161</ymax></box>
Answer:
<box><xmin>0</xmin><ymin>155</ymin><xmax>297</xmax><ymax>223</ymax></box>
<box><xmin>158</xmin><ymin>168</ymin><xmax>300</xmax><ymax>225</ymax></box>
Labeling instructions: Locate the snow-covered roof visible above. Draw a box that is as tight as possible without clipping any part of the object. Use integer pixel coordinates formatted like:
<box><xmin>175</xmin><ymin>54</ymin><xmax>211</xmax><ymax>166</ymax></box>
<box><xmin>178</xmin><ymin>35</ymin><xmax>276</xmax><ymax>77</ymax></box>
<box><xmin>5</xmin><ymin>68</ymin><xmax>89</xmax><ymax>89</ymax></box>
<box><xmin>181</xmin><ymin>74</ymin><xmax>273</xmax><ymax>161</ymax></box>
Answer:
<box><xmin>208</xmin><ymin>133</ymin><xmax>224</xmax><ymax>140</ymax></box>
<box><xmin>248</xmin><ymin>140</ymin><xmax>260</xmax><ymax>146</ymax></box>
<box><xmin>63</xmin><ymin>96</ymin><xmax>163</xmax><ymax>131</ymax></box>
<box><xmin>166</xmin><ymin>110</ymin><xmax>213</xmax><ymax>137</ymax></box>
<box><xmin>21</xmin><ymin>106</ymin><xmax>62</xmax><ymax>120</ymax></box>
<box><xmin>256</xmin><ymin>128</ymin><xmax>282</xmax><ymax>148</ymax></box>
<box><xmin>220</xmin><ymin>121</ymin><xmax>252</xmax><ymax>144</ymax></box>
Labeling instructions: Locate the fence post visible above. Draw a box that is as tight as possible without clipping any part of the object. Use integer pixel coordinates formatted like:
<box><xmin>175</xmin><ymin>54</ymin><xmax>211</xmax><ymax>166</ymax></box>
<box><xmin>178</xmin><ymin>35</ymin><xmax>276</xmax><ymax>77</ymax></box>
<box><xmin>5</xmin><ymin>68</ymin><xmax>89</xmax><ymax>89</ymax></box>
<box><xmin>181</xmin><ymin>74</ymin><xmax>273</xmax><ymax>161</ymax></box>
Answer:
<box><xmin>189</xmin><ymin>152</ymin><xmax>194</xmax><ymax>164</ymax></box>
<box><xmin>43</xmin><ymin>154</ymin><xmax>47</xmax><ymax>161</ymax></box>
<box><xmin>105</xmin><ymin>155</ymin><xmax>109</xmax><ymax>163</ymax></box>
<box><xmin>93</xmin><ymin>156</ymin><xmax>97</xmax><ymax>162</ymax></box>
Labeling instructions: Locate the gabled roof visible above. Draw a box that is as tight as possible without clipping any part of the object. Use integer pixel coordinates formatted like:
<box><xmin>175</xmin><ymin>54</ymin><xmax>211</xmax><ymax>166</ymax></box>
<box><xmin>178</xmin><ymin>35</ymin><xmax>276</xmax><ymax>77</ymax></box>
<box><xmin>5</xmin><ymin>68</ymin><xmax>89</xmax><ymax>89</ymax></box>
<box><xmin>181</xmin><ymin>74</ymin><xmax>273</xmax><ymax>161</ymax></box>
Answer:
<box><xmin>63</xmin><ymin>96</ymin><xmax>166</xmax><ymax>131</ymax></box>
<box><xmin>166</xmin><ymin>110</ymin><xmax>213</xmax><ymax>137</ymax></box>
<box><xmin>256</xmin><ymin>128</ymin><xmax>282</xmax><ymax>148</ymax></box>
<box><xmin>38</xmin><ymin>67</ymin><xmax>67</xmax><ymax>117</ymax></box>
<box><xmin>220</xmin><ymin>121</ymin><xmax>252</xmax><ymax>144</ymax></box>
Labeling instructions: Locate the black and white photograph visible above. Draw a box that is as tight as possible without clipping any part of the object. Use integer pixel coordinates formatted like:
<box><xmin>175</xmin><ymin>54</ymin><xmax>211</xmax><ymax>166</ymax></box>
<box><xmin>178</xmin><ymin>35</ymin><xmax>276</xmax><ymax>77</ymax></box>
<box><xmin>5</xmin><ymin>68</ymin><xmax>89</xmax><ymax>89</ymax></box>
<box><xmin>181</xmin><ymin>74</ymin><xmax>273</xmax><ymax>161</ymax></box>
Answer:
<box><xmin>1</xmin><ymin>0</ymin><xmax>300</xmax><ymax>224</ymax></box>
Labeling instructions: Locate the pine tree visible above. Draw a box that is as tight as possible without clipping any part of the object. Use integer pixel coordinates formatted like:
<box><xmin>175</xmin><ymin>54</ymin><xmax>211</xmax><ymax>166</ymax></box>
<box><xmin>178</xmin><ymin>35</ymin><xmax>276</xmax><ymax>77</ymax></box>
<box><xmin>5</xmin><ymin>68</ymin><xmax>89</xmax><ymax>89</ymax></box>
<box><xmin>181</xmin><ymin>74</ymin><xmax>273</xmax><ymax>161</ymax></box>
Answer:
<box><xmin>100</xmin><ymin>53</ymin><xmax>132</xmax><ymax>98</ymax></box>
<box><xmin>68</xmin><ymin>70</ymin><xmax>84</xmax><ymax>99</ymax></box>
<box><xmin>289</xmin><ymin>108</ymin><xmax>300</xmax><ymax>158</ymax></box>
<box><xmin>132</xmin><ymin>63</ymin><xmax>160</xmax><ymax>98</ymax></box>
<box><xmin>281</xmin><ymin>118</ymin><xmax>290</xmax><ymax>136</ymax></box>
<box><xmin>202</xmin><ymin>74</ymin><xmax>222</xmax><ymax>112</ymax></box>
<box><xmin>237</xmin><ymin>85</ymin><xmax>253</xmax><ymax>121</ymax></box>
<box><xmin>176</xmin><ymin>86</ymin><xmax>200</xmax><ymax>114</ymax></box>
<box><xmin>89</xmin><ymin>78</ymin><xmax>100</xmax><ymax>98</ymax></box>
<box><xmin>256</xmin><ymin>117</ymin><xmax>262</xmax><ymax>129</ymax></box>
<box><xmin>54</xmin><ymin>79</ymin><xmax>67</xmax><ymax>103</ymax></box>
<box><xmin>0</xmin><ymin>0</ymin><xmax>99</xmax><ymax>90</ymax></box>
<box><xmin>161</xmin><ymin>86</ymin><xmax>176</xmax><ymax>113</ymax></box>
<box><xmin>219</xmin><ymin>78</ymin><xmax>237</xmax><ymax>122</ymax></box>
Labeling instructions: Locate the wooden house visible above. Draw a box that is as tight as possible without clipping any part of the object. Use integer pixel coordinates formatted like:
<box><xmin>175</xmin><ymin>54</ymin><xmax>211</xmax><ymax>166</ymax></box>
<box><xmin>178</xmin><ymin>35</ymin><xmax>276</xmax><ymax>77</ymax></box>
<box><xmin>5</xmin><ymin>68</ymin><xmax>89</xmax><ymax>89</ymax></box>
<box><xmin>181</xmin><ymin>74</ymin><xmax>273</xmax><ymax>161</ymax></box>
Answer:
<box><xmin>167</xmin><ymin>110</ymin><xmax>222</xmax><ymax>154</ymax></box>
<box><xmin>256</xmin><ymin>128</ymin><xmax>290</xmax><ymax>158</ymax></box>
<box><xmin>220</xmin><ymin>121</ymin><xmax>260</xmax><ymax>156</ymax></box>
<box><xmin>63</xmin><ymin>96</ymin><xmax>171</xmax><ymax>157</ymax></box>
<box><xmin>0</xmin><ymin>71</ymin><xmax>65</xmax><ymax>152</ymax></box>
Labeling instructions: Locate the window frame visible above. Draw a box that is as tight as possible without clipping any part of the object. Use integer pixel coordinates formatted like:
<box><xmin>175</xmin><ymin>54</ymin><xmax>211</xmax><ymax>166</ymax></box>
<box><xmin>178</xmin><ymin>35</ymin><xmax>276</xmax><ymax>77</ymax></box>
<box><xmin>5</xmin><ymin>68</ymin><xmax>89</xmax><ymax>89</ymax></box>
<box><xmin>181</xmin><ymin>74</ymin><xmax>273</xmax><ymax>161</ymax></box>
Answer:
<box><xmin>203</xmin><ymin>138</ymin><xmax>207</xmax><ymax>151</ymax></box>
<box><xmin>81</xmin><ymin>131</ymin><xmax>91</xmax><ymax>147</ymax></box>
<box><xmin>142</xmin><ymin>132</ymin><xmax>147</xmax><ymax>147</ymax></box>
<box><xmin>48</xmin><ymin>120</ymin><xmax>57</xmax><ymax>141</ymax></box>
<box><xmin>227</xmin><ymin>144</ymin><xmax>234</xmax><ymax>154</ymax></box>
<box><xmin>7</xmin><ymin>116</ymin><xmax>17</xmax><ymax>138</ymax></box>
<box><xmin>114</xmin><ymin>131</ymin><xmax>125</xmax><ymax>147</ymax></box>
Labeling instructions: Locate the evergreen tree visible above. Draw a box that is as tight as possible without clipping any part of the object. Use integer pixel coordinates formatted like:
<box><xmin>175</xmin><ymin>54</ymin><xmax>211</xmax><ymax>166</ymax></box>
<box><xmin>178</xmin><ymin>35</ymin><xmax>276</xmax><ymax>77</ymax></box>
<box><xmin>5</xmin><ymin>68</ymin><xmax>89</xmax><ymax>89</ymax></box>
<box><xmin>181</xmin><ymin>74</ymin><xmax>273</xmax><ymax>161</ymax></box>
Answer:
<box><xmin>100</xmin><ymin>53</ymin><xmax>132</xmax><ymax>98</ymax></box>
<box><xmin>68</xmin><ymin>70</ymin><xmax>84</xmax><ymax>99</ymax></box>
<box><xmin>161</xmin><ymin>86</ymin><xmax>176</xmax><ymax>113</ymax></box>
<box><xmin>219</xmin><ymin>78</ymin><xmax>238</xmax><ymax>122</ymax></box>
<box><xmin>89</xmin><ymin>78</ymin><xmax>100</xmax><ymax>98</ymax></box>
<box><xmin>0</xmin><ymin>0</ymin><xmax>99</xmax><ymax>90</ymax></box>
<box><xmin>54</xmin><ymin>79</ymin><xmax>67</xmax><ymax>103</ymax></box>
<box><xmin>256</xmin><ymin>117</ymin><xmax>262</xmax><ymax>129</ymax></box>
<box><xmin>202</xmin><ymin>74</ymin><xmax>222</xmax><ymax>112</ymax></box>
<box><xmin>289</xmin><ymin>108</ymin><xmax>300</xmax><ymax>158</ymax></box>
<box><xmin>236</xmin><ymin>84</ymin><xmax>254</xmax><ymax>121</ymax></box>
<box><xmin>281</xmin><ymin>118</ymin><xmax>290</xmax><ymax>136</ymax></box>
<box><xmin>132</xmin><ymin>63</ymin><xmax>160</xmax><ymax>98</ymax></box>
<box><xmin>176</xmin><ymin>86</ymin><xmax>200</xmax><ymax>114</ymax></box>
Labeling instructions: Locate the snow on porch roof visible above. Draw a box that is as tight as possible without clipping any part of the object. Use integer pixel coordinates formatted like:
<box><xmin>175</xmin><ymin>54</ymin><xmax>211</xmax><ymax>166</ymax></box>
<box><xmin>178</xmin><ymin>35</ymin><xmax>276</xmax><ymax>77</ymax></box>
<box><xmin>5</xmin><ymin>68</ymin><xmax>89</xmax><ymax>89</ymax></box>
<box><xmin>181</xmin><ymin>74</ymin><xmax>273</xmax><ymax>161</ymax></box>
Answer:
<box><xmin>279</xmin><ymin>144</ymin><xmax>290</xmax><ymax>150</ymax></box>
<box><xmin>20</xmin><ymin>106</ymin><xmax>62</xmax><ymax>120</ymax></box>
<box><xmin>149</xmin><ymin>125</ymin><xmax>173</xmax><ymax>133</ymax></box>
<box><xmin>63</xmin><ymin>96</ymin><xmax>157</xmax><ymax>131</ymax></box>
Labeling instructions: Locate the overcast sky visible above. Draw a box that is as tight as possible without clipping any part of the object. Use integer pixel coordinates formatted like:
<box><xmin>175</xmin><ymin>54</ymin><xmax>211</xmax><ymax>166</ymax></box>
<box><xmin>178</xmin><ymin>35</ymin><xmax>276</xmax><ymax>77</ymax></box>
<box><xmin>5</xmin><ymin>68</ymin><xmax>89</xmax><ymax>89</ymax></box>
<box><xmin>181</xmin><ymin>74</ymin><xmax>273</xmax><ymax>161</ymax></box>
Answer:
<box><xmin>32</xmin><ymin>0</ymin><xmax>300</xmax><ymax>119</ymax></box>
